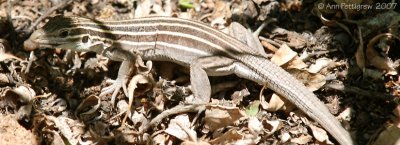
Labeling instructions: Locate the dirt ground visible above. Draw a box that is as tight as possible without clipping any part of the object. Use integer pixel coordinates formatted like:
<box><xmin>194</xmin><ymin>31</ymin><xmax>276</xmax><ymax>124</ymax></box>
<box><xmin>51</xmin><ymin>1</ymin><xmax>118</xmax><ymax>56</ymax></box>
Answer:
<box><xmin>0</xmin><ymin>0</ymin><xmax>400</xmax><ymax>145</ymax></box>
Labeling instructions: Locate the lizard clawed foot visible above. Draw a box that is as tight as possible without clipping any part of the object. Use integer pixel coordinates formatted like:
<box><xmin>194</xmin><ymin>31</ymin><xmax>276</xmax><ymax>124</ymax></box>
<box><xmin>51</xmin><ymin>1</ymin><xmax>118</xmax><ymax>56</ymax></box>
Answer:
<box><xmin>100</xmin><ymin>78</ymin><xmax>128</xmax><ymax>105</ymax></box>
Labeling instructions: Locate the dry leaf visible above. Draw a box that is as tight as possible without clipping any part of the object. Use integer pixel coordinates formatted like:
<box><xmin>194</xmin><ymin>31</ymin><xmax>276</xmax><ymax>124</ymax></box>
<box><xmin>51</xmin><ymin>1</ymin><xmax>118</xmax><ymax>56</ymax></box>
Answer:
<box><xmin>181</xmin><ymin>140</ymin><xmax>211</xmax><ymax>145</ymax></box>
<box><xmin>366</xmin><ymin>33</ymin><xmax>397</xmax><ymax>74</ymax></box>
<box><xmin>370</xmin><ymin>124</ymin><xmax>400</xmax><ymax>145</ymax></box>
<box><xmin>209</xmin><ymin>129</ymin><xmax>244</xmax><ymax>144</ymax></box>
<box><xmin>308</xmin><ymin>58</ymin><xmax>333</xmax><ymax>74</ymax></box>
<box><xmin>281</xmin><ymin>132</ymin><xmax>291</xmax><ymax>143</ymax></box>
<box><xmin>288</xmin><ymin>69</ymin><xmax>326</xmax><ymax>91</ymax></box>
<box><xmin>116</xmin><ymin>100</ymin><xmax>128</xmax><ymax>114</ymax></box>
<box><xmin>4</xmin><ymin>86</ymin><xmax>36</xmax><ymax>120</ymax></box>
<box><xmin>310</xmin><ymin>124</ymin><xmax>333</xmax><ymax>144</ymax></box>
<box><xmin>130</xmin><ymin>111</ymin><xmax>148</xmax><ymax>131</ymax></box>
<box><xmin>165</xmin><ymin>114</ymin><xmax>196</xmax><ymax>141</ymax></box>
<box><xmin>270</xmin><ymin>28</ymin><xmax>307</xmax><ymax>49</ymax></box>
<box><xmin>152</xmin><ymin>1</ymin><xmax>164</xmax><ymax>16</ymax></box>
<box><xmin>271</xmin><ymin>43</ymin><xmax>297</xmax><ymax>66</ymax></box>
<box><xmin>261</xmin><ymin>40</ymin><xmax>279</xmax><ymax>52</ymax></box>
<box><xmin>210</xmin><ymin>17</ymin><xmax>227</xmax><ymax>29</ymax></box>
<box><xmin>46</xmin><ymin>116</ymin><xmax>85</xmax><ymax>145</ymax></box>
<box><xmin>209</xmin><ymin>0</ymin><xmax>231</xmax><ymax>29</ymax></box>
<box><xmin>248</xmin><ymin>117</ymin><xmax>264</xmax><ymax>135</ymax></box>
<box><xmin>231</xmin><ymin>86</ymin><xmax>250</xmax><ymax>105</ymax></box>
<box><xmin>75</xmin><ymin>95</ymin><xmax>100</xmax><ymax>120</ymax></box>
<box><xmin>204</xmin><ymin>105</ymin><xmax>246</xmax><ymax>131</ymax></box>
<box><xmin>265</xmin><ymin>120</ymin><xmax>283</xmax><ymax>136</ymax></box>
<box><xmin>135</xmin><ymin>0</ymin><xmax>153</xmax><ymax>17</ymax></box>
<box><xmin>286</xmin><ymin>56</ymin><xmax>308</xmax><ymax>70</ymax></box>
<box><xmin>0</xmin><ymin>53</ymin><xmax>21</xmax><ymax>61</ymax></box>
<box><xmin>261</xmin><ymin>93</ymin><xmax>285</xmax><ymax>112</ymax></box>
<box><xmin>98</xmin><ymin>5</ymin><xmax>115</xmax><ymax>19</ymax></box>
<box><xmin>152</xmin><ymin>133</ymin><xmax>168</xmax><ymax>145</ymax></box>
<box><xmin>290</xmin><ymin>134</ymin><xmax>312</xmax><ymax>144</ymax></box>
<box><xmin>366</xmin><ymin>46</ymin><xmax>394</xmax><ymax>73</ymax></box>
<box><xmin>5</xmin><ymin>86</ymin><xmax>35</xmax><ymax>105</ymax></box>
<box><xmin>0</xmin><ymin>73</ymin><xmax>9</xmax><ymax>85</ymax></box>
<box><xmin>179</xmin><ymin>12</ymin><xmax>194</xmax><ymax>20</ymax></box>
<box><xmin>337</xmin><ymin>107</ymin><xmax>353</xmax><ymax>122</ymax></box>
<box><xmin>289</xmin><ymin>111</ymin><xmax>311</xmax><ymax>133</ymax></box>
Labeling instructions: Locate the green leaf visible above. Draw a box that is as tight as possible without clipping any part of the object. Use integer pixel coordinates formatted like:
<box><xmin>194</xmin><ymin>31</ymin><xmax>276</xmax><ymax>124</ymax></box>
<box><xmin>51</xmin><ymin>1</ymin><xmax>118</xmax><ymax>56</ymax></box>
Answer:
<box><xmin>245</xmin><ymin>101</ymin><xmax>260</xmax><ymax>117</ymax></box>
<box><xmin>179</xmin><ymin>0</ymin><xmax>194</xmax><ymax>8</ymax></box>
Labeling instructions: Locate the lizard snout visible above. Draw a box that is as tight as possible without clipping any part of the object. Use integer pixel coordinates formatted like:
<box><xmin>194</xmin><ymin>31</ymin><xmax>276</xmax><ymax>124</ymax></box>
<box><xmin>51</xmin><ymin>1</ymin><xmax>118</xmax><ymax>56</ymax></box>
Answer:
<box><xmin>24</xmin><ymin>29</ymin><xmax>45</xmax><ymax>51</ymax></box>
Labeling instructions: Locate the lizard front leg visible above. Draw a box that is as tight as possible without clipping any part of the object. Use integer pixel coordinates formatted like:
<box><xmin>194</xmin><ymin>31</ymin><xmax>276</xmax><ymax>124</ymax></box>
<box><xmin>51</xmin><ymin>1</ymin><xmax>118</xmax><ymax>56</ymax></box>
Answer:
<box><xmin>99</xmin><ymin>47</ymin><xmax>145</xmax><ymax>105</ymax></box>
<box><xmin>100</xmin><ymin>60</ymin><xmax>132</xmax><ymax>105</ymax></box>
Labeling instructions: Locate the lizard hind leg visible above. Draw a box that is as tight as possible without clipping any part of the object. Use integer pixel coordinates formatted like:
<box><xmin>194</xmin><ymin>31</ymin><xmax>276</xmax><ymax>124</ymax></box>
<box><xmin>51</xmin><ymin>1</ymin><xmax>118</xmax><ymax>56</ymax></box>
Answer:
<box><xmin>189</xmin><ymin>57</ymin><xmax>236</xmax><ymax>104</ymax></box>
<box><xmin>189</xmin><ymin>62</ymin><xmax>211</xmax><ymax>104</ymax></box>
<box><xmin>228</xmin><ymin>22</ymin><xmax>267</xmax><ymax>57</ymax></box>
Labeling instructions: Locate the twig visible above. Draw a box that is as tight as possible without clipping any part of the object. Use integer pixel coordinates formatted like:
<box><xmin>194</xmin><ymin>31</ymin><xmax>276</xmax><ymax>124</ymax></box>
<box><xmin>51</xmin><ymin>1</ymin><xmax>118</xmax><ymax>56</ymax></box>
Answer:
<box><xmin>198</xmin><ymin>13</ymin><xmax>212</xmax><ymax>21</ymax></box>
<box><xmin>299</xmin><ymin>49</ymin><xmax>338</xmax><ymax>61</ymax></box>
<box><xmin>27</xmin><ymin>0</ymin><xmax>73</xmax><ymax>33</ymax></box>
<box><xmin>138</xmin><ymin>104</ymin><xmax>206</xmax><ymax>134</ymax></box>
<box><xmin>253</xmin><ymin>18</ymin><xmax>276</xmax><ymax>37</ymax></box>
<box><xmin>259</xmin><ymin>36</ymin><xmax>281</xmax><ymax>48</ymax></box>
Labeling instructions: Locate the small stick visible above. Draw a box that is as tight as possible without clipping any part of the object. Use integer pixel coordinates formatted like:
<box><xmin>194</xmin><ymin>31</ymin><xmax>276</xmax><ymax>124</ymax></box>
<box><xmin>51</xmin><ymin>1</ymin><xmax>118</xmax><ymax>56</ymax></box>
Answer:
<box><xmin>138</xmin><ymin>104</ymin><xmax>206</xmax><ymax>134</ymax></box>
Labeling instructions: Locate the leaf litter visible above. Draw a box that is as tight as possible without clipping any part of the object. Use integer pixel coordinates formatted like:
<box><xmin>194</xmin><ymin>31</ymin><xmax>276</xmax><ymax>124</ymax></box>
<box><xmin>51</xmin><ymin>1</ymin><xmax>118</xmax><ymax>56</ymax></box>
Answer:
<box><xmin>0</xmin><ymin>0</ymin><xmax>400</xmax><ymax>144</ymax></box>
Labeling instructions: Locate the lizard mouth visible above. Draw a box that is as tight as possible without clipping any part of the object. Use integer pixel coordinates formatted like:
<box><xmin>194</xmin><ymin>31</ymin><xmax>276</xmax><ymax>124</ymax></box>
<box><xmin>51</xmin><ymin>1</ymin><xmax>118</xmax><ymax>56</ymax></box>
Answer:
<box><xmin>23</xmin><ymin>38</ymin><xmax>57</xmax><ymax>51</ymax></box>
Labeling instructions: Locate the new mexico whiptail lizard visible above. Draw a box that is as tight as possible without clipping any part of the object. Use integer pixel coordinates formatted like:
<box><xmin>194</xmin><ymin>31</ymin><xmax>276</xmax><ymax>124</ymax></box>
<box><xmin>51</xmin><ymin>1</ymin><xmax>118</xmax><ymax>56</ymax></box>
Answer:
<box><xmin>24</xmin><ymin>16</ymin><xmax>353</xmax><ymax>145</ymax></box>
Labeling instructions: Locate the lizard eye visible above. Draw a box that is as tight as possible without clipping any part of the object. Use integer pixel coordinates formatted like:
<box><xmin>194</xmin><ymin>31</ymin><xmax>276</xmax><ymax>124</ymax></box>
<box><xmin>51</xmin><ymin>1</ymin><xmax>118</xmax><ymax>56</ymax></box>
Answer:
<box><xmin>58</xmin><ymin>30</ymin><xmax>69</xmax><ymax>38</ymax></box>
<box><xmin>82</xmin><ymin>35</ymin><xmax>89</xmax><ymax>43</ymax></box>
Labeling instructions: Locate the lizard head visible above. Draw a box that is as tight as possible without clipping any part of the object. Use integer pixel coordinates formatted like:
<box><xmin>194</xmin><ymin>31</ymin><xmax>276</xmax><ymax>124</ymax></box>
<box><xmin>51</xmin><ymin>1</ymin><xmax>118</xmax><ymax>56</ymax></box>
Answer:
<box><xmin>24</xmin><ymin>16</ymin><xmax>106</xmax><ymax>53</ymax></box>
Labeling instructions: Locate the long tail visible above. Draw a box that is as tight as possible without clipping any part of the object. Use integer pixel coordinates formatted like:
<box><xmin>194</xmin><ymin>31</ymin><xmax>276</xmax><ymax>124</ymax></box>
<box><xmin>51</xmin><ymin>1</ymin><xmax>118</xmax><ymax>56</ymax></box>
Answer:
<box><xmin>240</xmin><ymin>54</ymin><xmax>353</xmax><ymax>145</ymax></box>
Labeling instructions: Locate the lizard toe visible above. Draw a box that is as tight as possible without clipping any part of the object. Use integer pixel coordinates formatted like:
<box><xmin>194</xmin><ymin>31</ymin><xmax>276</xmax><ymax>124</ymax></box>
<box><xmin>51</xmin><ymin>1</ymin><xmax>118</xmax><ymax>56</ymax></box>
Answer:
<box><xmin>100</xmin><ymin>78</ymin><xmax>128</xmax><ymax>106</ymax></box>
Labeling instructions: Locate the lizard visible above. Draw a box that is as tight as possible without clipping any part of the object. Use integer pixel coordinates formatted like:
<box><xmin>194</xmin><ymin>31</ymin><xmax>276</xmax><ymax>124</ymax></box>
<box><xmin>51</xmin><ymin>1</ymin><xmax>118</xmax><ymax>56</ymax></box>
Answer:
<box><xmin>23</xmin><ymin>16</ymin><xmax>353</xmax><ymax>145</ymax></box>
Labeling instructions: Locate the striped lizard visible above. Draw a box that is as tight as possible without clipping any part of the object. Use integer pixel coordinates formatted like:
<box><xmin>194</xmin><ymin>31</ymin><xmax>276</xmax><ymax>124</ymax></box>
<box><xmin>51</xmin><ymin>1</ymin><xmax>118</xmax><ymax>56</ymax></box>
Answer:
<box><xmin>24</xmin><ymin>16</ymin><xmax>353</xmax><ymax>145</ymax></box>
